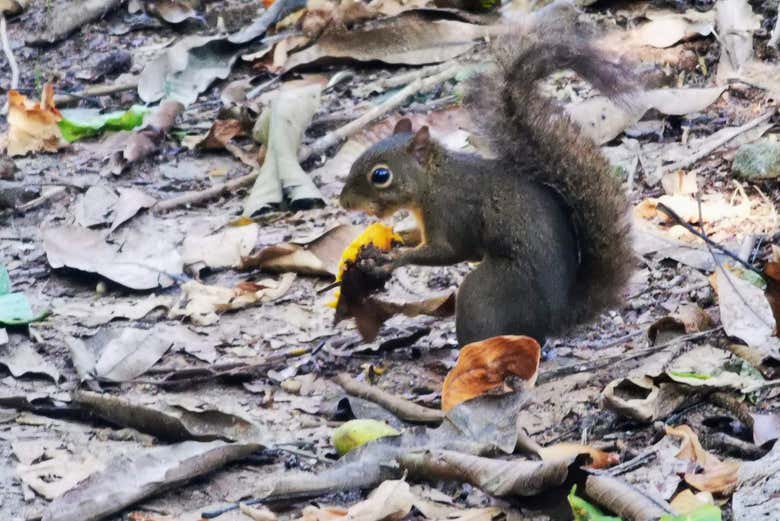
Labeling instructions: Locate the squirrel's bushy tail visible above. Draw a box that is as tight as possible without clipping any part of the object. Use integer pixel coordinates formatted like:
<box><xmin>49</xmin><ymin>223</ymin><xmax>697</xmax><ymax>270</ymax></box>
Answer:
<box><xmin>467</xmin><ymin>6</ymin><xmax>635</xmax><ymax>327</ymax></box>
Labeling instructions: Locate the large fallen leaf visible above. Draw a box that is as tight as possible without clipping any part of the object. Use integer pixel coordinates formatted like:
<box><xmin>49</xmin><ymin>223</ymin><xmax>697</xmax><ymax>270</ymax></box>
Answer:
<box><xmin>732</xmin><ymin>440</ymin><xmax>779</xmax><ymax>521</ymax></box>
<box><xmin>568</xmin><ymin>87</ymin><xmax>726</xmax><ymax>145</ymax></box>
<box><xmin>168</xmin><ymin>273</ymin><xmax>296</xmax><ymax>325</ymax></box>
<box><xmin>244</xmin><ymin>224</ymin><xmax>363</xmax><ymax>276</ymax></box>
<box><xmin>138</xmin><ymin>35</ymin><xmax>241</xmax><ymax>105</ymax></box>
<box><xmin>42</xmin><ymin>440</ymin><xmax>261</xmax><ymax>521</ymax></box>
<box><xmin>243</xmin><ymin>83</ymin><xmax>325</xmax><ymax>215</ymax></box>
<box><xmin>633</xmin><ymin>9</ymin><xmax>715</xmax><ymax>48</ymax></box>
<box><xmin>73</xmin><ymin>390</ymin><xmax>268</xmax><ymax>443</ymax></box>
<box><xmin>93</xmin><ymin>325</ymin><xmax>174</xmax><ymax>382</ymax></box>
<box><xmin>41</xmin><ymin>222</ymin><xmax>183</xmax><ymax>291</ymax></box>
<box><xmin>74</xmin><ymin>185</ymin><xmax>156</xmax><ymax>230</ymax></box>
<box><xmin>182</xmin><ymin>222</ymin><xmax>259</xmax><ymax>270</ymax></box>
<box><xmin>283</xmin><ymin>11</ymin><xmax>490</xmax><ymax>71</ymax></box>
<box><xmin>714</xmin><ymin>267</ymin><xmax>780</xmax><ymax>365</ymax></box>
<box><xmin>441</xmin><ymin>336</ymin><xmax>540</xmax><ymax>412</ymax></box>
<box><xmin>666</xmin><ymin>424</ymin><xmax>740</xmax><ymax>495</ymax></box>
<box><xmin>7</xmin><ymin>84</ymin><xmax>64</xmax><ymax>157</ymax></box>
<box><xmin>0</xmin><ymin>342</ymin><xmax>60</xmax><ymax>382</ymax></box>
<box><xmin>17</xmin><ymin>451</ymin><xmax>105</xmax><ymax>500</ymax></box>
<box><xmin>53</xmin><ymin>294</ymin><xmax>173</xmax><ymax>327</ymax></box>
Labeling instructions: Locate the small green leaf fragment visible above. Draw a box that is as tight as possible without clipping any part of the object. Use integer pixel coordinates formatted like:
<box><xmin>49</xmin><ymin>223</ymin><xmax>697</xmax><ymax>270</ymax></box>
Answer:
<box><xmin>568</xmin><ymin>485</ymin><xmax>623</xmax><ymax>521</ymax></box>
<box><xmin>660</xmin><ymin>504</ymin><xmax>722</xmax><ymax>521</ymax></box>
<box><xmin>332</xmin><ymin>419</ymin><xmax>400</xmax><ymax>455</ymax></box>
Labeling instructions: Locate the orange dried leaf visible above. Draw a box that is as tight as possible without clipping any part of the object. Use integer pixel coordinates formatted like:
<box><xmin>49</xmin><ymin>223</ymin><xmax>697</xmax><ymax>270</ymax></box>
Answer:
<box><xmin>7</xmin><ymin>84</ymin><xmax>64</xmax><ymax>157</ymax></box>
<box><xmin>665</xmin><ymin>424</ymin><xmax>740</xmax><ymax>495</ymax></box>
<box><xmin>537</xmin><ymin>442</ymin><xmax>620</xmax><ymax>469</ymax></box>
<box><xmin>441</xmin><ymin>335</ymin><xmax>540</xmax><ymax>412</ymax></box>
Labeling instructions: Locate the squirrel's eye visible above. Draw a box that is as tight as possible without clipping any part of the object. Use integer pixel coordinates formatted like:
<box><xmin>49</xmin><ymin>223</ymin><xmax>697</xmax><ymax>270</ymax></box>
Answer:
<box><xmin>369</xmin><ymin>166</ymin><xmax>393</xmax><ymax>188</ymax></box>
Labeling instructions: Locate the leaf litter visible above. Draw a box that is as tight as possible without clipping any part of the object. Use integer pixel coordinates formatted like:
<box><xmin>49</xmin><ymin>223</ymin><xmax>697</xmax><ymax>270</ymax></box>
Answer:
<box><xmin>1</xmin><ymin>0</ymin><xmax>779</xmax><ymax>519</ymax></box>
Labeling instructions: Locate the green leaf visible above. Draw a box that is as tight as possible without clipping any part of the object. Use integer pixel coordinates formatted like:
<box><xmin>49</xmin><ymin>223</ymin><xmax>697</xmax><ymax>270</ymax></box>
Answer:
<box><xmin>0</xmin><ymin>293</ymin><xmax>50</xmax><ymax>326</ymax></box>
<box><xmin>0</xmin><ymin>264</ymin><xmax>11</xmax><ymax>295</ymax></box>
<box><xmin>568</xmin><ymin>485</ymin><xmax>623</xmax><ymax>521</ymax></box>
<box><xmin>58</xmin><ymin>105</ymin><xmax>149</xmax><ymax>142</ymax></box>
<box><xmin>660</xmin><ymin>504</ymin><xmax>722</xmax><ymax>521</ymax></box>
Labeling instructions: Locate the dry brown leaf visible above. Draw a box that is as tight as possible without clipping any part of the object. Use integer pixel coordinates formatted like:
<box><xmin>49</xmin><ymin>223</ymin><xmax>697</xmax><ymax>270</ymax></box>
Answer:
<box><xmin>244</xmin><ymin>224</ymin><xmax>363</xmax><ymax>276</ymax></box>
<box><xmin>648</xmin><ymin>303</ymin><xmax>713</xmax><ymax>345</ymax></box>
<box><xmin>168</xmin><ymin>273</ymin><xmax>296</xmax><ymax>325</ymax></box>
<box><xmin>537</xmin><ymin>442</ymin><xmax>620</xmax><ymax>469</ymax></box>
<box><xmin>666</xmin><ymin>424</ymin><xmax>740</xmax><ymax>494</ymax></box>
<box><xmin>7</xmin><ymin>84</ymin><xmax>64</xmax><ymax>157</ymax></box>
<box><xmin>198</xmin><ymin>119</ymin><xmax>244</xmax><ymax>149</ymax></box>
<box><xmin>669</xmin><ymin>489</ymin><xmax>715</xmax><ymax>514</ymax></box>
<box><xmin>441</xmin><ymin>336</ymin><xmax>540</xmax><ymax>412</ymax></box>
<box><xmin>283</xmin><ymin>12</ymin><xmax>489</xmax><ymax>71</ymax></box>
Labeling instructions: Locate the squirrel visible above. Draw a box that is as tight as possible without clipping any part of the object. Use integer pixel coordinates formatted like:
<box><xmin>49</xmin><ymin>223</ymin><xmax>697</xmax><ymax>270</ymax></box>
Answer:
<box><xmin>338</xmin><ymin>6</ymin><xmax>635</xmax><ymax>346</ymax></box>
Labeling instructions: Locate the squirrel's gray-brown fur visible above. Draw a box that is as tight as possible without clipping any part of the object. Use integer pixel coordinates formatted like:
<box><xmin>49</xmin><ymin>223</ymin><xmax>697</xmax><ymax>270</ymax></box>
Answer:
<box><xmin>339</xmin><ymin>5</ymin><xmax>635</xmax><ymax>345</ymax></box>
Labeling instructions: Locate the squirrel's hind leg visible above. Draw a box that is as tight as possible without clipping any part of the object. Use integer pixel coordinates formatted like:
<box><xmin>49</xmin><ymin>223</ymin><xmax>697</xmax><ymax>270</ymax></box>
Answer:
<box><xmin>455</xmin><ymin>259</ymin><xmax>559</xmax><ymax>346</ymax></box>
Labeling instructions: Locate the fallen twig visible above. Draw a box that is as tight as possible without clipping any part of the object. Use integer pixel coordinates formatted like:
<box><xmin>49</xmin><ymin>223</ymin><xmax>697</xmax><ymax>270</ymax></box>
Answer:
<box><xmin>656</xmin><ymin>202</ymin><xmax>764</xmax><ymax>278</ymax></box>
<box><xmin>299</xmin><ymin>65</ymin><xmax>462</xmax><ymax>161</ymax></box>
<box><xmin>154</xmin><ymin>171</ymin><xmax>259</xmax><ymax>212</ymax></box>
<box><xmin>27</xmin><ymin>0</ymin><xmax>125</xmax><ymax>45</ymax></box>
<box><xmin>653</xmin><ymin>109</ymin><xmax>775</xmax><ymax>182</ymax></box>
<box><xmin>352</xmin><ymin>63</ymin><xmax>454</xmax><ymax>98</ymax></box>
<box><xmin>15</xmin><ymin>186</ymin><xmax>69</xmax><ymax>213</ymax></box>
<box><xmin>584</xmin><ymin>474</ymin><xmax>672</xmax><ymax>521</ymax></box>
<box><xmin>334</xmin><ymin>373</ymin><xmax>444</xmax><ymax>425</ymax></box>
<box><xmin>53</xmin><ymin>80</ymin><xmax>139</xmax><ymax>106</ymax></box>
<box><xmin>538</xmin><ymin>327</ymin><xmax>723</xmax><ymax>384</ymax></box>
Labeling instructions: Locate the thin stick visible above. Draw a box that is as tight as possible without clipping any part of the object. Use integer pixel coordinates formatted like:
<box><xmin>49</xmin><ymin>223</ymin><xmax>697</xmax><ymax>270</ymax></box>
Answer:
<box><xmin>299</xmin><ymin>65</ymin><xmax>462</xmax><ymax>161</ymax></box>
<box><xmin>16</xmin><ymin>187</ymin><xmax>68</xmax><ymax>212</ymax></box>
<box><xmin>334</xmin><ymin>373</ymin><xmax>444</xmax><ymax>425</ymax></box>
<box><xmin>352</xmin><ymin>63</ymin><xmax>453</xmax><ymax>98</ymax></box>
<box><xmin>655</xmin><ymin>110</ymin><xmax>775</xmax><ymax>179</ymax></box>
<box><xmin>537</xmin><ymin>327</ymin><xmax>723</xmax><ymax>384</ymax></box>
<box><xmin>1</xmin><ymin>15</ymin><xmax>18</xmax><ymax>90</ymax></box>
<box><xmin>153</xmin><ymin>171</ymin><xmax>259</xmax><ymax>212</ymax></box>
<box><xmin>655</xmin><ymin>202</ymin><xmax>764</xmax><ymax>277</ymax></box>
<box><xmin>53</xmin><ymin>80</ymin><xmax>139</xmax><ymax>105</ymax></box>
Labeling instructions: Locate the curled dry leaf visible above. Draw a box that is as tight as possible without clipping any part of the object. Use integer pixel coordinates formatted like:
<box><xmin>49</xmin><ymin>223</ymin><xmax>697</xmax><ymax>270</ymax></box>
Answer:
<box><xmin>665</xmin><ymin>424</ymin><xmax>740</xmax><ymax>495</ymax></box>
<box><xmin>648</xmin><ymin>303</ymin><xmax>713</xmax><ymax>345</ymax></box>
<box><xmin>244</xmin><ymin>224</ymin><xmax>363</xmax><ymax>276</ymax></box>
<box><xmin>182</xmin><ymin>222</ymin><xmax>259</xmax><ymax>271</ymax></box>
<box><xmin>633</xmin><ymin>9</ymin><xmax>715</xmax><ymax>48</ymax></box>
<box><xmin>537</xmin><ymin>442</ymin><xmax>620</xmax><ymax>470</ymax></box>
<box><xmin>7</xmin><ymin>84</ymin><xmax>64</xmax><ymax>157</ymax></box>
<box><xmin>441</xmin><ymin>336</ymin><xmax>540</xmax><ymax>412</ymax></box>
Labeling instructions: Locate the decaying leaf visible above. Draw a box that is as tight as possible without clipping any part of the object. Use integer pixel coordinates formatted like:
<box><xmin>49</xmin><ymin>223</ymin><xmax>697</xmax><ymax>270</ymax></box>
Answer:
<box><xmin>602</xmin><ymin>375</ymin><xmax>691</xmax><ymax>423</ymax></box>
<box><xmin>93</xmin><ymin>325</ymin><xmax>174</xmax><ymax>382</ymax></box>
<box><xmin>648</xmin><ymin>303</ymin><xmax>713</xmax><ymax>345</ymax></box>
<box><xmin>633</xmin><ymin>9</ymin><xmax>715</xmax><ymax>48</ymax></box>
<box><xmin>666</xmin><ymin>424</ymin><xmax>741</xmax><ymax>495</ymax></box>
<box><xmin>73</xmin><ymin>390</ymin><xmax>268</xmax><ymax>443</ymax></box>
<box><xmin>17</xmin><ymin>451</ymin><xmax>104</xmax><ymax>500</ymax></box>
<box><xmin>243</xmin><ymin>224</ymin><xmax>363</xmax><ymax>276</ymax></box>
<box><xmin>43</xmin><ymin>441</ymin><xmax>261</xmax><ymax>521</ymax></box>
<box><xmin>441</xmin><ymin>336</ymin><xmax>540</xmax><ymax>412</ymax></box>
<box><xmin>714</xmin><ymin>267</ymin><xmax>780</xmax><ymax>366</ymax></box>
<box><xmin>6</xmin><ymin>84</ymin><xmax>64</xmax><ymax>157</ymax></box>
<box><xmin>168</xmin><ymin>273</ymin><xmax>296</xmax><ymax>325</ymax></box>
<box><xmin>0</xmin><ymin>342</ymin><xmax>60</xmax><ymax>382</ymax></box>
<box><xmin>53</xmin><ymin>294</ymin><xmax>173</xmax><ymax>327</ymax></box>
<box><xmin>182</xmin><ymin>222</ymin><xmax>259</xmax><ymax>271</ymax></box>
<box><xmin>42</xmin><ymin>222</ymin><xmax>183</xmax><ymax>291</ymax></box>
<box><xmin>138</xmin><ymin>35</ymin><xmax>241</xmax><ymax>105</ymax></box>
<box><xmin>283</xmin><ymin>11</ymin><xmax>491</xmax><ymax>71</ymax></box>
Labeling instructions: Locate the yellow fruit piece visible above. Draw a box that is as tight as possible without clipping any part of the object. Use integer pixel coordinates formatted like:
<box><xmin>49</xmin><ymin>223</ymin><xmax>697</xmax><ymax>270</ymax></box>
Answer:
<box><xmin>332</xmin><ymin>419</ymin><xmax>400</xmax><ymax>455</ymax></box>
<box><xmin>327</xmin><ymin>223</ymin><xmax>402</xmax><ymax>308</ymax></box>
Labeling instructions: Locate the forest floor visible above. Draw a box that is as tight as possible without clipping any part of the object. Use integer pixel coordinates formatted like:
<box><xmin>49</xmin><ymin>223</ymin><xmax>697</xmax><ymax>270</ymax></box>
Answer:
<box><xmin>0</xmin><ymin>0</ymin><xmax>779</xmax><ymax>520</ymax></box>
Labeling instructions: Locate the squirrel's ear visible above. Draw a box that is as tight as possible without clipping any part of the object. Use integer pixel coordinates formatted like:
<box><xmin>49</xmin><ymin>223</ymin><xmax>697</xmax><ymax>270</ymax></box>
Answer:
<box><xmin>409</xmin><ymin>126</ymin><xmax>431</xmax><ymax>163</ymax></box>
<box><xmin>393</xmin><ymin>118</ymin><xmax>413</xmax><ymax>135</ymax></box>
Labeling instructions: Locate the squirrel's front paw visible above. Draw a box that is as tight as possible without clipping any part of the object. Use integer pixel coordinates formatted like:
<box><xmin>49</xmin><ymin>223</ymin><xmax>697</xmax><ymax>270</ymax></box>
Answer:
<box><xmin>356</xmin><ymin>251</ymin><xmax>396</xmax><ymax>281</ymax></box>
